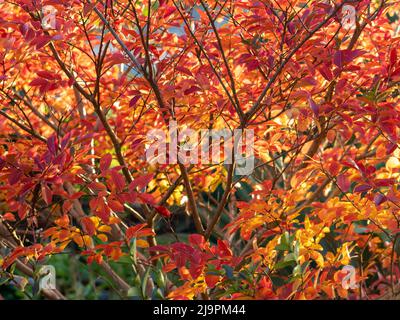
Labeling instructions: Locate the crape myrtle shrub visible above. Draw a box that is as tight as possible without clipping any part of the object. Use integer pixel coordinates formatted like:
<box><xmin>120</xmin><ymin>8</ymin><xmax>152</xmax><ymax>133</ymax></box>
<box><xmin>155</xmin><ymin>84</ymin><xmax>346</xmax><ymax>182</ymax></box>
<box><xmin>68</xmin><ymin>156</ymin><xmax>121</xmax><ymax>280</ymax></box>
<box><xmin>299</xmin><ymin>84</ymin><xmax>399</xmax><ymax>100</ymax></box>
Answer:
<box><xmin>0</xmin><ymin>0</ymin><xmax>399</xmax><ymax>300</ymax></box>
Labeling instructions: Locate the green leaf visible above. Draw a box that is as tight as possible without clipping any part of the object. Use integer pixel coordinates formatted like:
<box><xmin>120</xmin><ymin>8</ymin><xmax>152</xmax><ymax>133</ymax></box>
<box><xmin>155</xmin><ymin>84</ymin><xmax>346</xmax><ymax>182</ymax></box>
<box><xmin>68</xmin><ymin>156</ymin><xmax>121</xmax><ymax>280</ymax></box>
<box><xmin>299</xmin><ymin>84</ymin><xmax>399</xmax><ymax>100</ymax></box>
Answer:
<box><xmin>152</xmin><ymin>269</ymin><xmax>165</xmax><ymax>290</ymax></box>
<box><xmin>152</xmin><ymin>287</ymin><xmax>165</xmax><ymax>300</ymax></box>
<box><xmin>141</xmin><ymin>267</ymin><xmax>151</xmax><ymax>299</ymax></box>
<box><xmin>130</xmin><ymin>238</ymin><xmax>137</xmax><ymax>265</ymax></box>
<box><xmin>294</xmin><ymin>241</ymin><xmax>300</xmax><ymax>259</ymax></box>
<box><xmin>293</xmin><ymin>265</ymin><xmax>302</xmax><ymax>277</ymax></box>
<box><xmin>284</xmin><ymin>253</ymin><xmax>296</xmax><ymax>263</ymax></box>
<box><xmin>275</xmin><ymin>259</ymin><xmax>296</xmax><ymax>270</ymax></box>
<box><xmin>275</xmin><ymin>243</ymin><xmax>290</xmax><ymax>251</ymax></box>
<box><xmin>127</xmin><ymin>286</ymin><xmax>140</xmax><ymax>298</ymax></box>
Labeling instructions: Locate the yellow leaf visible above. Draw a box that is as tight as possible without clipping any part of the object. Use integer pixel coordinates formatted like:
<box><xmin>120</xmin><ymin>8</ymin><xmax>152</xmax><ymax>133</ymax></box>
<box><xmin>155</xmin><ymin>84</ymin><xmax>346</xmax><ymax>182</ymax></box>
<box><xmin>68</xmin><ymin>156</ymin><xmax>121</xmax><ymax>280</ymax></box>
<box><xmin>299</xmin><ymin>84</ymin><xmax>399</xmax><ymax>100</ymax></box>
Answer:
<box><xmin>97</xmin><ymin>234</ymin><xmax>108</xmax><ymax>242</ymax></box>
<box><xmin>73</xmin><ymin>235</ymin><xmax>83</xmax><ymax>247</ymax></box>
<box><xmin>89</xmin><ymin>216</ymin><xmax>101</xmax><ymax>228</ymax></box>
<box><xmin>290</xmin><ymin>174</ymin><xmax>301</xmax><ymax>189</ymax></box>
<box><xmin>136</xmin><ymin>239</ymin><xmax>149</xmax><ymax>248</ymax></box>
<box><xmin>339</xmin><ymin>243</ymin><xmax>352</xmax><ymax>265</ymax></box>
<box><xmin>311</xmin><ymin>251</ymin><xmax>324</xmax><ymax>268</ymax></box>
<box><xmin>73</xmin><ymin>234</ymin><xmax>92</xmax><ymax>248</ymax></box>
<box><xmin>386</xmin><ymin>157</ymin><xmax>400</xmax><ymax>170</ymax></box>
<box><xmin>59</xmin><ymin>240</ymin><xmax>71</xmax><ymax>250</ymax></box>
<box><xmin>109</xmin><ymin>216</ymin><xmax>121</xmax><ymax>224</ymax></box>
<box><xmin>98</xmin><ymin>225</ymin><xmax>112</xmax><ymax>234</ymax></box>
<box><xmin>82</xmin><ymin>235</ymin><xmax>93</xmax><ymax>247</ymax></box>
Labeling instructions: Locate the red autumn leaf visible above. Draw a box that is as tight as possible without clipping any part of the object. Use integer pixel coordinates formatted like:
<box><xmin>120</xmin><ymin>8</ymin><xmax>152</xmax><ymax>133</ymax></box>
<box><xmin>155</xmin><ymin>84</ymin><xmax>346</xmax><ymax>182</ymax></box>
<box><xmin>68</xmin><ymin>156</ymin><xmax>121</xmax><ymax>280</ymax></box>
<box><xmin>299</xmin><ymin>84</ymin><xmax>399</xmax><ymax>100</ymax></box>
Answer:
<box><xmin>0</xmin><ymin>157</ymin><xmax>5</xmax><ymax>170</ymax></box>
<box><xmin>83</xmin><ymin>3</ymin><xmax>96</xmax><ymax>16</ymax></box>
<box><xmin>32</xmin><ymin>35</ymin><xmax>51</xmax><ymax>50</ymax></box>
<box><xmin>8</xmin><ymin>169</ymin><xmax>22</xmax><ymax>185</ymax></box>
<box><xmin>129</xmin><ymin>173</ymin><xmax>154</xmax><ymax>191</ymax></box>
<box><xmin>47</xmin><ymin>135</ymin><xmax>58</xmax><ymax>155</ymax></box>
<box><xmin>176</xmin><ymin>66</ymin><xmax>193</xmax><ymax>76</ymax></box>
<box><xmin>129</xmin><ymin>95</ymin><xmax>141</xmax><ymax>108</ymax></box>
<box><xmin>100</xmin><ymin>153</ymin><xmax>113</xmax><ymax>172</ymax></box>
<box><xmin>336</xmin><ymin>174</ymin><xmax>350</xmax><ymax>193</ymax></box>
<box><xmin>163</xmin><ymin>6</ymin><xmax>176</xmax><ymax>18</ymax></box>
<box><xmin>205</xmin><ymin>274</ymin><xmax>220</xmax><ymax>288</ymax></box>
<box><xmin>155</xmin><ymin>205</ymin><xmax>171</xmax><ymax>218</ymax></box>
<box><xmin>30</xmin><ymin>78</ymin><xmax>49</xmax><ymax>86</ymax></box>
<box><xmin>374</xmin><ymin>178</ymin><xmax>395</xmax><ymax>187</ymax></box>
<box><xmin>390</xmin><ymin>48</ymin><xmax>397</xmax><ymax>68</ymax></box>
<box><xmin>88</xmin><ymin>182</ymin><xmax>107</xmax><ymax>193</ymax></box>
<box><xmin>189</xmin><ymin>234</ymin><xmax>206</xmax><ymax>249</ymax></box>
<box><xmin>318</xmin><ymin>65</ymin><xmax>333</xmax><ymax>81</ymax></box>
<box><xmin>60</xmin><ymin>132</ymin><xmax>71</xmax><ymax>149</ymax></box>
<box><xmin>107</xmin><ymin>199</ymin><xmax>124</xmax><ymax>212</ymax></box>
<box><xmin>333</xmin><ymin>50</ymin><xmax>366</xmax><ymax>68</ymax></box>
<box><xmin>354</xmin><ymin>184</ymin><xmax>372</xmax><ymax>193</ymax></box>
<box><xmin>126</xmin><ymin>224</ymin><xmax>154</xmax><ymax>240</ymax></box>
<box><xmin>41</xmin><ymin>183</ymin><xmax>53</xmax><ymax>205</ymax></box>
<box><xmin>110</xmin><ymin>169</ymin><xmax>125</xmax><ymax>192</ymax></box>
<box><xmin>126</xmin><ymin>224</ymin><xmax>146</xmax><ymax>239</ymax></box>
<box><xmin>374</xmin><ymin>193</ymin><xmax>386</xmax><ymax>206</ymax></box>
<box><xmin>2</xmin><ymin>212</ymin><xmax>16</xmax><ymax>222</ymax></box>
<box><xmin>81</xmin><ymin>217</ymin><xmax>96</xmax><ymax>236</ymax></box>
<box><xmin>308</xmin><ymin>98</ymin><xmax>319</xmax><ymax>116</ymax></box>
<box><xmin>106</xmin><ymin>52</ymin><xmax>128</xmax><ymax>67</ymax></box>
<box><xmin>138</xmin><ymin>193</ymin><xmax>156</xmax><ymax>205</ymax></box>
<box><xmin>184</xmin><ymin>86</ymin><xmax>201</xmax><ymax>95</ymax></box>
<box><xmin>37</xmin><ymin>70</ymin><xmax>59</xmax><ymax>80</ymax></box>
<box><xmin>56</xmin><ymin>215</ymin><xmax>70</xmax><ymax>228</ymax></box>
<box><xmin>96</xmin><ymin>199</ymin><xmax>111</xmax><ymax>223</ymax></box>
<box><xmin>217</xmin><ymin>240</ymin><xmax>232</xmax><ymax>257</ymax></box>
